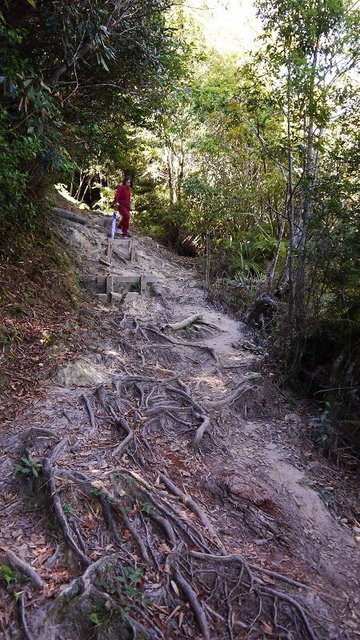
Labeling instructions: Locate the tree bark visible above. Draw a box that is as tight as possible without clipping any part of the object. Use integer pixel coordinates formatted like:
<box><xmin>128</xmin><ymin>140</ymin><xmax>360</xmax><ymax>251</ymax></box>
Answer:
<box><xmin>293</xmin><ymin>39</ymin><xmax>320</xmax><ymax>325</ymax></box>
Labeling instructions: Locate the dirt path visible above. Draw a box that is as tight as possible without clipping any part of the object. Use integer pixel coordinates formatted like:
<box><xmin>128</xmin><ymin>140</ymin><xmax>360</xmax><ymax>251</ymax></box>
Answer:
<box><xmin>0</xmin><ymin>212</ymin><xmax>359</xmax><ymax>640</ymax></box>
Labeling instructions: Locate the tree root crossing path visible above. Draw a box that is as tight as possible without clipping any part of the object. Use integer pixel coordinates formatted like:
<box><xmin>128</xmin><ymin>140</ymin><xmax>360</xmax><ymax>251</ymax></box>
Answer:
<box><xmin>1</xmin><ymin>212</ymin><xmax>359</xmax><ymax>640</ymax></box>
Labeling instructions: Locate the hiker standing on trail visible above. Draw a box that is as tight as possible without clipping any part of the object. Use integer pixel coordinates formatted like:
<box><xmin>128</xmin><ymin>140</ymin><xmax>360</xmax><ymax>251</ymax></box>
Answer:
<box><xmin>114</xmin><ymin>175</ymin><xmax>132</xmax><ymax>238</ymax></box>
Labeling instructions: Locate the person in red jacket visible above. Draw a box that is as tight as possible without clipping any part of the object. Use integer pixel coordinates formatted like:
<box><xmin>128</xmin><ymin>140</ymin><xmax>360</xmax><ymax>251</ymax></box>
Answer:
<box><xmin>114</xmin><ymin>175</ymin><xmax>132</xmax><ymax>237</ymax></box>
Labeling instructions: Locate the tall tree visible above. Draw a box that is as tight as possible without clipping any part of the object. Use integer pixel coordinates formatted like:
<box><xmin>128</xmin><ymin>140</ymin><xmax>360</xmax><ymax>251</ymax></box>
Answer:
<box><xmin>256</xmin><ymin>0</ymin><xmax>360</xmax><ymax>326</ymax></box>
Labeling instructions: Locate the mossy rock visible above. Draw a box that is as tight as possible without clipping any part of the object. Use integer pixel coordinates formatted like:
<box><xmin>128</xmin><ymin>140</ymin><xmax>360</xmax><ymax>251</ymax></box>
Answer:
<box><xmin>34</xmin><ymin>558</ymin><xmax>143</xmax><ymax>640</ymax></box>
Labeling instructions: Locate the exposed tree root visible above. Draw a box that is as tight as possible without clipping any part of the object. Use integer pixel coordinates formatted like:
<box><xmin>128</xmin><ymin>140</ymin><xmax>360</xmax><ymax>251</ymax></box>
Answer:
<box><xmin>18</xmin><ymin>593</ymin><xmax>36</xmax><ymax>640</ymax></box>
<box><xmin>159</xmin><ymin>473</ymin><xmax>222</xmax><ymax>547</ymax></box>
<box><xmin>259</xmin><ymin>586</ymin><xmax>318</xmax><ymax>640</ymax></box>
<box><xmin>113</xmin><ymin>375</ymin><xmax>213</xmax><ymax>446</ymax></box>
<box><xmin>108</xmin><ymin>405</ymin><xmax>134</xmax><ymax>457</ymax></box>
<box><xmin>147</xmin><ymin>510</ymin><xmax>177</xmax><ymax>546</ymax></box>
<box><xmin>161</xmin><ymin>313</ymin><xmax>203</xmax><ymax>331</ymax></box>
<box><xmin>42</xmin><ymin>439</ymin><xmax>91</xmax><ymax>567</ymax></box>
<box><xmin>205</xmin><ymin>374</ymin><xmax>261</xmax><ymax>410</ymax></box>
<box><xmin>82</xmin><ymin>393</ymin><xmax>97</xmax><ymax>433</ymax></box>
<box><xmin>2</xmin><ymin>549</ymin><xmax>44</xmax><ymax>589</ymax></box>
<box><xmin>144</xmin><ymin>325</ymin><xmax>218</xmax><ymax>361</ymax></box>
<box><xmin>171</xmin><ymin>564</ymin><xmax>211</xmax><ymax>640</ymax></box>
<box><xmin>189</xmin><ymin>551</ymin><xmax>318</xmax><ymax>640</ymax></box>
<box><xmin>99</xmin><ymin>495</ymin><xmax>134</xmax><ymax>560</ymax></box>
<box><xmin>12</xmin><ymin>380</ymin><xmax>321</xmax><ymax>640</ymax></box>
<box><xmin>160</xmin><ymin>314</ymin><xmax>224</xmax><ymax>337</ymax></box>
<box><xmin>48</xmin><ymin>556</ymin><xmax>161</xmax><ymax>640</ymax></box>
<box><xmin>121</xmin><ymin>511</ymin><xmax>151</xmax><ymax>564</ymax></box>
<box><xmin>195</xmin><ymin>320</ymin><xmax>224</xmax><ymax>332</ymax></box>
<box><xmin>193</xmin><ymin>414</ymin><xmax>211</xmax><ymax>446</ymax></box>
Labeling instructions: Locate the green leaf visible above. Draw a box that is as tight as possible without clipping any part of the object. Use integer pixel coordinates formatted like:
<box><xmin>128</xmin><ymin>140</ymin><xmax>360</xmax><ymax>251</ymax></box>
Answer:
<box><xmin>63</xmin><ymin>504</ymin><xmax>73</xmax><ymax>514</ymax></box>
<box><xmin>89</xmin><ymin>613</ymin><xmax>100</xmax><ymax>625</ymax></box>
<box><xmin>0</xmin><ymin>564</ymin><xmax>17</xmax><ymax>584</ymax></box>
<box><xmin>100</xmin><ymin>56</ymin><xmax>109</xmax><ymax>72</ymax></box>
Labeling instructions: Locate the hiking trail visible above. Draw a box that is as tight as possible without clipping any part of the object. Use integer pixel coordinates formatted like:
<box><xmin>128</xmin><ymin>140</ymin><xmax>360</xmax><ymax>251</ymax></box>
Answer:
<box><xmin>0</xmin><ymin>208</ymin><xmax>359</xmax><ymax>640</ymax></box>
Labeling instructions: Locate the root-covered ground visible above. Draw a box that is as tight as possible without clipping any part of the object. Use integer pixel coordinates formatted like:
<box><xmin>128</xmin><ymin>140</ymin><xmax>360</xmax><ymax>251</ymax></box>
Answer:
<box><xmin>0</xmin><ymin>210</ymin><xmax>359</xmax><ymax>639</ymax></box>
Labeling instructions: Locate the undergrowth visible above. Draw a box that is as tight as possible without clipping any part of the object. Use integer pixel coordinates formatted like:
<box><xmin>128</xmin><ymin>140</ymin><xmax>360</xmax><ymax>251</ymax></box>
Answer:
<box><xmin>0</xmin><ymin>202</ymin><xmax>87</xmax><ymax>421</ymax></box>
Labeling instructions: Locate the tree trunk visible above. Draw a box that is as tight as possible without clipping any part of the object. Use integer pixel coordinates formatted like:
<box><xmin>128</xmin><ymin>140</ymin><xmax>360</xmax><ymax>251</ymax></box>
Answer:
<box><xmin>285</xmin><ymin>58</ymin><xmax>296</xmax><ymax>326</ymax></box>
<box><xmin>205</xmin><ymin>229</ymin><xmax>211</xmax><ymax>288</ymax></box>
<box><xmin>176</xmin><ymin>141</ymin><xmax>185</xmax><ymax>204</ymax></box>
<box><xmin>267</xmin><ymin>217</ymin><xmax>286</xmax><ymax>292</ymax></box>
<box><xmin>293</xmin><ymin>41</ymin><xmax>319</xmax><ymax>325</ymax></box>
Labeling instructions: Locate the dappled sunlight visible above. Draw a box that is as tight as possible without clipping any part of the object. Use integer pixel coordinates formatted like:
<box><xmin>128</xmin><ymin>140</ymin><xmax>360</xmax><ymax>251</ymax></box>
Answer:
<box><xmin>1</xmin><ymin>0</ymin><xmax>359</xmax><ymax>637</ymax></box>
<box><xmin>190</xmin><ymin>373</ymin><xmax>227</xmax><ymax>394</ymax></box>
<box><xmin>55</xmin><ymin>183</ymin><xmax>90</xmax><ymax>211</ymax></box>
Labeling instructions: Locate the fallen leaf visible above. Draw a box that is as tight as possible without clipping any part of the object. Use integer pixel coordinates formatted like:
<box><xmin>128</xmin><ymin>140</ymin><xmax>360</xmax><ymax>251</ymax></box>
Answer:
<box><xmin>166</xmin><ymin>605</ymin><xmax>181</xmax><ymax>621</ymax></box>
<box><xmin>158</xmin><ymin>543</ymin><xmax>171</xmax><ymax>554</ymax></box>
<box><xmin>261</xmin><ymin>620</ymin><xmax>274</xmax><ymax>634</ymax></box>
<box><xmin>170</xmin><ymin>580</ymin><xmax>180</xmax><ymax>596</ymax></box>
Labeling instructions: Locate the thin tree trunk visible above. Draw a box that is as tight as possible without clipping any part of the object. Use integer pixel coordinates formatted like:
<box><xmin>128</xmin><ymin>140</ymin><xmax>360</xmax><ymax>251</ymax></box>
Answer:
<box><xmin>74</xmin><ymin>171</ymin><xmax>84</xmax><ymax>200</ymax></box>
<box><xmin>177</xmin><ymin>142</ymin><xmax>185</xmax><ymax>204</ymax></box>
<box><xmin>294</xmin><ymin>40</ymin><xmax>319</xmax><ymax>324</ymax></box>
<box><xmin>166</xmin><ymin>149</ymin><xmax>174</xmax><ymax>205</ymax></box>
<box><xmin>205</xmin><ymin>229</ymin><xmax>211</xmax><ymax>288</ymax></box>
<box><xmin>69</xmin><ymin>171</ymin><xmax>75</xmax><ymax>197</ymax></box>
<box><xmin>285</xmin><ymin>58</ymin><xmax>296</xmax><ymax>326</ymax></box>
<box><xmin>268</xmin><ymin>217</ymin><xmax>286</xmax><ymax>292</ymax></box>
<box><xmin>81</xmin><ymin>178</ymin><xmax>91</xmax><ymax>204</ymax></box>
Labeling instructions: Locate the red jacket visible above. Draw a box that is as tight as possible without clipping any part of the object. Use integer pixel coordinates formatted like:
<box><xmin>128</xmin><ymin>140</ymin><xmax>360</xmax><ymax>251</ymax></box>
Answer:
<box><xmin>114</xmin><ymin>185</ymin><xmax>131</xmax><ymax>215</ymax></box>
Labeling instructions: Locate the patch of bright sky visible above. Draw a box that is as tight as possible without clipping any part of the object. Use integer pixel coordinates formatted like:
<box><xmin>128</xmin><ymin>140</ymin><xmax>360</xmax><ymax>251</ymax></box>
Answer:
<box><xmin>186</xmin><ymin>0</ymin><xmax>262</xmax><ymax>54</ymax></box>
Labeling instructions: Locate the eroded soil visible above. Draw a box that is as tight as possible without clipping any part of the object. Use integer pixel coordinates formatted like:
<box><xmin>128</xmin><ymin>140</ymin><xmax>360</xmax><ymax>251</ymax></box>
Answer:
<box><xmin>0</xmin><ymin>210</ymin><xmax>359</xmax><ymax>640</ymax></box>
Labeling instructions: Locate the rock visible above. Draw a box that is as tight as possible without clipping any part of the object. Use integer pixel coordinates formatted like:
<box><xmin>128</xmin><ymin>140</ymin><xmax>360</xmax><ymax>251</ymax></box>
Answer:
<box><xmin>56</xmin><ymin>360</ymin><xmax>105</xmax><ymax>387</ymax></box>
<box><xmin>124</xmin><ymin>292</ymin><xmax>140</xmax><ymax>302</ymax></box>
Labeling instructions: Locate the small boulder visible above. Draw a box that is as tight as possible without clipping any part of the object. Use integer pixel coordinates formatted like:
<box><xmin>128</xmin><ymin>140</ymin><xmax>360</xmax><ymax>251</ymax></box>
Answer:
<box><xmin>56</xmin><ymin>359</ymin><xmax>105</xmax><ymax>387</ymax></box>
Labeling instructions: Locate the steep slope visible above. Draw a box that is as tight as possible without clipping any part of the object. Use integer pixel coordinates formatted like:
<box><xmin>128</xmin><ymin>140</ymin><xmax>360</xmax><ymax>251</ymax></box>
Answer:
<box><xmin>0</xmin><ymin>210</ymin><xmax>359</xmax><ymax>640</ymax></box>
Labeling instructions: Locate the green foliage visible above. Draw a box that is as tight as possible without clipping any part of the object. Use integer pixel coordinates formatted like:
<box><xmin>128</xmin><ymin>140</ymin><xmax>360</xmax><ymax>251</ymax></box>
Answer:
<box><xmin>63</xmin><ymin>504</ymin><xmax>74</xmax><ymax>515</ymax></box>
<box><xmin>89</xmin><ymin>612</ymin><xmax>102</xmax><ymax>626</ymax></box>
<box><xmin>130</xmin><ymin>2</ymin><xmax>360</xmax><ymax>442</ymax></box>
<box><xmin>0</xmin><ymin>20</ymin><xmax>70</xmax><ymax>242</ymax></box>
<box><xmin>117</xmin><ymin>566</ymin><xmax>144</xmax><ymax>600</ymax></box>
<box><xmin>0</xmin><ymin>564</ymin><xmax>17</xmax><ymax>585</ymax></box>
<box><xmin>141</xmin><ymin>503</ymin><xmax>153</xmax><ymax>515</ymax></box>
<box><xmin>0</xmin><ymin>0</ymin><xmax>183</xmax><ymax>251</ymax></box>
<box><xmin>15</xmin><ymin>455</ymin><xmax>43</xmax><ymax>478</ymax></box>
<box><xmin>88</xmin><ymin>603</ymin><xmax>116</xmax><ymax>628</ymax></box>
<box><xmin>86</xmin><ymin>566</ymin><xmax>145</xmax><ymax>632</ymax></box>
